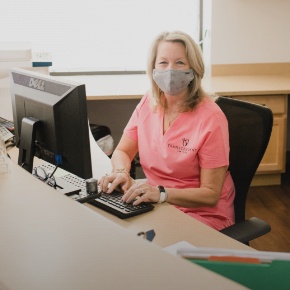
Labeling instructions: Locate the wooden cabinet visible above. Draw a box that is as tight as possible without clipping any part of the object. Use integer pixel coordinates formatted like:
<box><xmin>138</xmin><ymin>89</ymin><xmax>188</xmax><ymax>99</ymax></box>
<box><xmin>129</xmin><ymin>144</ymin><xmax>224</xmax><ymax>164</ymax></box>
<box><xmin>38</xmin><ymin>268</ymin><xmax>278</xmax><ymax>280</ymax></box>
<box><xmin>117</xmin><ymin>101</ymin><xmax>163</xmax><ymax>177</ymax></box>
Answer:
<box><xmin>226</xmin><ymin>94</ymin><xmax>288</xmax><ymax>186</ymax></box>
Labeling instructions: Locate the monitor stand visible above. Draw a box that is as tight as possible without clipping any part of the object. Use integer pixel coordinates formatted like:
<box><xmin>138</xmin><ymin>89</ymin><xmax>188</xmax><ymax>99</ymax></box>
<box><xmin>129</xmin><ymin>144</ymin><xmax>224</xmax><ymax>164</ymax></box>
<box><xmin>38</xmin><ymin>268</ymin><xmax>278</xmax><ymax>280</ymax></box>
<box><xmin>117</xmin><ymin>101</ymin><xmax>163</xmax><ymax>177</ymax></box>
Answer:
<box><xmin>18</xmin><ymin>117</ymin><xmax>40</xmax><ymax>173</ymax></box>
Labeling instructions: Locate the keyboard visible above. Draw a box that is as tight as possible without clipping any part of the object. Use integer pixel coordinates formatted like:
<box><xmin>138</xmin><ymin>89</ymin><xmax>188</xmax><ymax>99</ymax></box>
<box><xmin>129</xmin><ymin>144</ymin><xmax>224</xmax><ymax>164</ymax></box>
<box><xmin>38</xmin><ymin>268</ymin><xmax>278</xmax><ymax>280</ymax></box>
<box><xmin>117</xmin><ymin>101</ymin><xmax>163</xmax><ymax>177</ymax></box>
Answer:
<box><xmin>89</xmin><ymin>191</ymin><xmax>154</xmax><ymax>219</ymax></box>
<box><xmin>39</xmin><ymin>163</ymin><xmax>154</xmax><ymax>219</ymax></box>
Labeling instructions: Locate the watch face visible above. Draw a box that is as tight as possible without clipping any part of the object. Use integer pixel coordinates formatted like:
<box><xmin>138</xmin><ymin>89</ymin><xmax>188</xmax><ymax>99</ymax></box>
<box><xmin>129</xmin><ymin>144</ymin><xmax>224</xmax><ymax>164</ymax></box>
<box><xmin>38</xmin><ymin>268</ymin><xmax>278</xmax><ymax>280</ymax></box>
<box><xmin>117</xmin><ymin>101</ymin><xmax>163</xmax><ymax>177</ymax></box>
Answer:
<box><xmin>158</xmin><ymin>185</ymin><xmax>165</xmax><ymax>192</ymax></box>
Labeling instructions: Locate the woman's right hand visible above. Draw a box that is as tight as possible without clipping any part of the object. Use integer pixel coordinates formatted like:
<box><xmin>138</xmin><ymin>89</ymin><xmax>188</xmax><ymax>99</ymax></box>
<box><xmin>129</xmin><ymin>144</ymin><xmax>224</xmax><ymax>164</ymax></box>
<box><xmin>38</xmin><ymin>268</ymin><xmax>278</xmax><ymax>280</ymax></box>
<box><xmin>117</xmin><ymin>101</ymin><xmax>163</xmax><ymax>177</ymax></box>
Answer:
<box><xmin>99</xmin><ymin>171</ymin><xmax>134</xmax><ymax>194</ymax></box>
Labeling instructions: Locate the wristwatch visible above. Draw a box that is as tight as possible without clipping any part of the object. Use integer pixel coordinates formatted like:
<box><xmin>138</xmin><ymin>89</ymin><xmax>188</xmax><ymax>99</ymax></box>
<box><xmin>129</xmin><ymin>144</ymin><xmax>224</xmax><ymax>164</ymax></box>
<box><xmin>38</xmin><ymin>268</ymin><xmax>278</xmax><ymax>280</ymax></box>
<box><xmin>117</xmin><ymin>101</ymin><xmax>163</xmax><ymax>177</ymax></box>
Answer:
<box><xmin>157</xmin><ymin>185</ymin><xmax>168</xmax><ymax>203</ymax></box>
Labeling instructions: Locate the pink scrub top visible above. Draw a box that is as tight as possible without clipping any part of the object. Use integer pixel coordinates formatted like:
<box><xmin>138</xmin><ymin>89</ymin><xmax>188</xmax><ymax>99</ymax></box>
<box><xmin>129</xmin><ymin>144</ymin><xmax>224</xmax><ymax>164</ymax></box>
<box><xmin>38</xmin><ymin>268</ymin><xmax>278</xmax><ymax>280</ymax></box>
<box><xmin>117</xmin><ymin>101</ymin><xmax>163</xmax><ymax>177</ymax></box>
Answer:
<box><xmin>124</xmin><ymin>93</ymin><xmax>235</xmax><ymax>230</ymax></box>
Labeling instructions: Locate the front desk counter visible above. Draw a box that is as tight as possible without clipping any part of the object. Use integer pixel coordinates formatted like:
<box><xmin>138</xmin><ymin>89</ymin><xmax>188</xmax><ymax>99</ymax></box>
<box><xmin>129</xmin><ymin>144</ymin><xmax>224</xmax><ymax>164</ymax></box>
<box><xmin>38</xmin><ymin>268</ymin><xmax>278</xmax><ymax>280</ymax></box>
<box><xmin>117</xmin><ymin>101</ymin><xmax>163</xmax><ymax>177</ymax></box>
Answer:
<box><xmin>7</xmin><ymin>147</ymin><xmax>251</xmax><ymax>251</ymax></box>
<box><xmin>1</xmin><ymin>151</ymin><xmax>251</xmax><ymax>290</ymax></box>
<box><xmin>85</xmin><ymin>202</ymin><xmax>251</xmax><ymax>249</ymax></box>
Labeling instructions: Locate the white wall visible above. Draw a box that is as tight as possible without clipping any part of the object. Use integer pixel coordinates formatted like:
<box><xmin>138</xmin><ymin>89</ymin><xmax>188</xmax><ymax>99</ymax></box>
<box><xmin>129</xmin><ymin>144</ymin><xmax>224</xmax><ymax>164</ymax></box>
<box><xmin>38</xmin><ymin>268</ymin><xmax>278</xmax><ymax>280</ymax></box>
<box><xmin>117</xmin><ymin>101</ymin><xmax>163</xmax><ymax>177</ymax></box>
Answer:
<box><xmin>210</xmin><ymin>0</ymin><xmax>290</xmax><ymax>64</ymax></box>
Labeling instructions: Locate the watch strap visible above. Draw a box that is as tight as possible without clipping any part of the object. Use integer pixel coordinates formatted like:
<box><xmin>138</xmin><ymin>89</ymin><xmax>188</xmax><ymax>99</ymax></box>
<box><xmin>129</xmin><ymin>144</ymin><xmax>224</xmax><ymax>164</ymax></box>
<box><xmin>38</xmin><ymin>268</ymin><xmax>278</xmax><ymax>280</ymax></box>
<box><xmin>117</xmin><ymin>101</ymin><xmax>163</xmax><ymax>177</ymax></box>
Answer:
<box><xmin>157</xmin><ymin>185</ymin><xmax>167</xmax><ymax>203</ymax></box>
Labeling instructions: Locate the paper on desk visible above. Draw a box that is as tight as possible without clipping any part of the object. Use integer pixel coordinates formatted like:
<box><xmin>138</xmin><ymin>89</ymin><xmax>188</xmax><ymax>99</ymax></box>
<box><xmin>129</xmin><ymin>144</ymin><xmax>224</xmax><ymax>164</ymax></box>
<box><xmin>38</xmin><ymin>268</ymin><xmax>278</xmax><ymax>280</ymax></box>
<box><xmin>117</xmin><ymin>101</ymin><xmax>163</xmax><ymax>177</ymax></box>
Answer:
<box><xmin>88</xmin><ymin>125</ymin><xmax>112</xmax><ymax>180</ymax></box>
<box><xmin>163</xmin><ymin>241</ymin><xmax>196</xmax><ymax>256</ymax></box>
<box><xmin>177</xmin><ymin>247</ymin><xmax>290</xmax><ymax>263</ymax></box>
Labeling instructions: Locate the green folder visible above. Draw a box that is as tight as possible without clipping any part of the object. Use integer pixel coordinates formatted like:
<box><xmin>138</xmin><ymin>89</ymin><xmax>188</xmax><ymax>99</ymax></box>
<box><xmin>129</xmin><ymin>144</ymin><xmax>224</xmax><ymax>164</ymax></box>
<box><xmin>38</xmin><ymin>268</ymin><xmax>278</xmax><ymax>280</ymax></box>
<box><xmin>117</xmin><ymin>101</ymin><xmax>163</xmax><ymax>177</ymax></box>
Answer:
<box><xmin>175</xmin><ymin>247</ymin><xmax>290</xmax><ymax>290</ymax></box>
<box><xmin>190</xmin><ymin>259</ymin><xmax>290</xmax><ymax>290</ymax></box>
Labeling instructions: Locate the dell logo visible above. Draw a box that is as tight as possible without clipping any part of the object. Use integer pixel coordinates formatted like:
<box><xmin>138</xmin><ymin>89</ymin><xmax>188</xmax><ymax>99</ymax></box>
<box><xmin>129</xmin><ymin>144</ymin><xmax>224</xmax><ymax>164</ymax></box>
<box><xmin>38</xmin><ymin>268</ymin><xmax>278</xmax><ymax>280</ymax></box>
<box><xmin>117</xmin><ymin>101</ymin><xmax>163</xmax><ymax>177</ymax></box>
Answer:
<box><xmin>29</xmin><ymin>78</ymin><xmax>45</xmax><ymax>91</ymax></box>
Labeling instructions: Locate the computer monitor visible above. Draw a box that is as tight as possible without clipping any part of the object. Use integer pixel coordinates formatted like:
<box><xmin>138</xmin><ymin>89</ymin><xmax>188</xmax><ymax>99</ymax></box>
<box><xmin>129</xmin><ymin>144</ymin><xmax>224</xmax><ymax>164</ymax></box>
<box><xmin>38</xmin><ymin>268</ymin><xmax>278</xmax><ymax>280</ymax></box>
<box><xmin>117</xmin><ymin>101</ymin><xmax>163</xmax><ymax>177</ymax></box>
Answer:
<box><xmin>9</xmin><ymin>68</ymin><xmax>92</xmax><ymax>179</ymax></box>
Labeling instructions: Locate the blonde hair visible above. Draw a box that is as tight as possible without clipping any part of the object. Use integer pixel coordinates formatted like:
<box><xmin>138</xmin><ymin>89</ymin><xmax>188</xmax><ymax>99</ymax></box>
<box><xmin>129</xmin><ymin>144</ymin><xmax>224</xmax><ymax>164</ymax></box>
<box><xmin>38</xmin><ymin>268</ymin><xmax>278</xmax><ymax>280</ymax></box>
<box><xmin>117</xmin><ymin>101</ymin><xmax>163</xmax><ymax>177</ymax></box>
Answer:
<box><xmin>147</xmin><ymin>31</ymin><xmax>206</xmax><ymax>111</ymax></box>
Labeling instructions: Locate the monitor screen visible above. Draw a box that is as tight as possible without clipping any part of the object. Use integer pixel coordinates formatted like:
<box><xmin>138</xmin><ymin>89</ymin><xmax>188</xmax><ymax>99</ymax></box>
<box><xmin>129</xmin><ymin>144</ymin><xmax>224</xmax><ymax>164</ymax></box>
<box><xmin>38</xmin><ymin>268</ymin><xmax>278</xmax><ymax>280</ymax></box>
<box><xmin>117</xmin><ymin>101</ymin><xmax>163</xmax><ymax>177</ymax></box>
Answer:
<box><xmin>9</xmin><ymin>68</ymin><xmax>92</xmax><ymax>179</ymax></box>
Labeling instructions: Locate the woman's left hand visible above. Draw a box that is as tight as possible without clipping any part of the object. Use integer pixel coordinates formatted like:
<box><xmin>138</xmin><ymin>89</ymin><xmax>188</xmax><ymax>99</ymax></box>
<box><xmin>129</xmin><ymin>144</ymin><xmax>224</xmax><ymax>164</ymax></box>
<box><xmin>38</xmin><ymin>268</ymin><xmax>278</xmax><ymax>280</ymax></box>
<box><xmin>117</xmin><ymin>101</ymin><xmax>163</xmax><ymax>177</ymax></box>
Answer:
<box><xmin>122</xmin><ymin>181</ymin><xmax>160</xmax><ymax>205</ymax></box>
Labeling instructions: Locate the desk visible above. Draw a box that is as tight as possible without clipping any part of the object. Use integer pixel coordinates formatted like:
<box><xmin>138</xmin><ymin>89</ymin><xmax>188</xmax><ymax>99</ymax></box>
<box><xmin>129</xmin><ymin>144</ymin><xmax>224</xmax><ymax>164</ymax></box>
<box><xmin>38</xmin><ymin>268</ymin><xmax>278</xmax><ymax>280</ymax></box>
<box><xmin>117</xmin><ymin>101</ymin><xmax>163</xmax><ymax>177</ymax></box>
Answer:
<box><xmin>56</xmin><ymin>73</ymin><xmax>290</xmax><ymax>100</ymax></box>
<box><xmin>1</xmin><ymin>150</ymin><xmax>250</xmax><ymax>289</ymax></box>
<box><xmin>7</xmin><ymin>147</ymin><xmax>251</xmax><ymax>251</ymax></box>
<box><xmin>85</xmin><ymin>202</ymin><xmax>251</xmax><ymax>249</ymax></box>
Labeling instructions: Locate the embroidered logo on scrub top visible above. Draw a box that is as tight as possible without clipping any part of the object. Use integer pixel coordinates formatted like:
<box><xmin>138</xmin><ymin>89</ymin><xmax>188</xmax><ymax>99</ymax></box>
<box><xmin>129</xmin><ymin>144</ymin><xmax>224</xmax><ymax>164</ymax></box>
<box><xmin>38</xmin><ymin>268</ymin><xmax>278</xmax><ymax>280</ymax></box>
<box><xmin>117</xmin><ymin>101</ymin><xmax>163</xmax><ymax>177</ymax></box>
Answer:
<box><xmin>182</xmin><ymin>138</ymin><xmax>189</xmax><ymax>146</ymax></box>
<box><xmin>167</xmin><ymin>138</ymin><xmax>197</xmax><ymax>154</ymax></box>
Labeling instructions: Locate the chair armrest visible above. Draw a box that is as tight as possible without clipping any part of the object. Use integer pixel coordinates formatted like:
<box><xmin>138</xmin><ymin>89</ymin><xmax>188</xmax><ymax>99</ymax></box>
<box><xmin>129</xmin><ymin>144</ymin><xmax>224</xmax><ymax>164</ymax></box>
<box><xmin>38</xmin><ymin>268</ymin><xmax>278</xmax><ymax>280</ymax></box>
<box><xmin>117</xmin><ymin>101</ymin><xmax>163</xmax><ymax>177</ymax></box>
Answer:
<box><xmin>219</xmin><ymin>217</ymin><xmax>271</xmax><ymax>244</ymax></box>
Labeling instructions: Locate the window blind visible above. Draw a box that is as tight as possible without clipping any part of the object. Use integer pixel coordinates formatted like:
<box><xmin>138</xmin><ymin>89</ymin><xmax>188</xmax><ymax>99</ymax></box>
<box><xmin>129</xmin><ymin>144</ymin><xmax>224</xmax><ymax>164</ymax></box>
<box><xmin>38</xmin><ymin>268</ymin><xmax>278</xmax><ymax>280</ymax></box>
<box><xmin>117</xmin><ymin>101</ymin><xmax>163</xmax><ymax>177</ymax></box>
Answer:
<box><xmin>1</xmin><ymin>0</ymin><xmax>200</xmax><ymax>72</ymax></box>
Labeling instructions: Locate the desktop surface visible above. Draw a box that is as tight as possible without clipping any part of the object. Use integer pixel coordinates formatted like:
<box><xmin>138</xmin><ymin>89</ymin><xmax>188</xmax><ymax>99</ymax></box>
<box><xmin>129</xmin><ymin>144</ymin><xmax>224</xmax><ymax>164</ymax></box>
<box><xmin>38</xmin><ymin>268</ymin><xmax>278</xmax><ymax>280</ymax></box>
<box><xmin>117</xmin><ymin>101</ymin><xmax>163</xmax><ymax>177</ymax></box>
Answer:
<box><xmin>0</xmin><ymin>157</ymin><xmax>248</xmax><ymax>290</ymax></box>
<box><xmin>85</xmin><ymin>201</ymin><xmax>252</xmax><ymax>250</ymax></box>
<box><xmin>7</xmin><ymin>146</ymin><xmax>252</xmax><ymax>250</ymax></box>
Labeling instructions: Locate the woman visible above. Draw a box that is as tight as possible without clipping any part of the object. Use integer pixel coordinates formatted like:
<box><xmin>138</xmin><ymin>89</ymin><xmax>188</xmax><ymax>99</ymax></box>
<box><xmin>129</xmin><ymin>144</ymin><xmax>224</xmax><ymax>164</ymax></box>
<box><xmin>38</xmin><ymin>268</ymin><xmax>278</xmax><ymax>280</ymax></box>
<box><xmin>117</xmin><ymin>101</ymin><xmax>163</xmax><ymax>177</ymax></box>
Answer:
<box><xmin>99</xmin><ymin>31</ymin><xmax>235</xmax><ymax>230</ymax></box>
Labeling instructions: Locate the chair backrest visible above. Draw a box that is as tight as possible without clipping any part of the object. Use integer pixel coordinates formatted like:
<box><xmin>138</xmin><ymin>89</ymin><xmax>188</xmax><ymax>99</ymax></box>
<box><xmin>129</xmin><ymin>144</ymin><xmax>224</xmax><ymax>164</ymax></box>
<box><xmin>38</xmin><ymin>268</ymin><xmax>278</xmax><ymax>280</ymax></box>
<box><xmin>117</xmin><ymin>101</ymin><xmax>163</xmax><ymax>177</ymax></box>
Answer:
<box><xmin>215</xmin><ymin>97</ymin><xmax>273</xmax><ymax>223</ymax></box>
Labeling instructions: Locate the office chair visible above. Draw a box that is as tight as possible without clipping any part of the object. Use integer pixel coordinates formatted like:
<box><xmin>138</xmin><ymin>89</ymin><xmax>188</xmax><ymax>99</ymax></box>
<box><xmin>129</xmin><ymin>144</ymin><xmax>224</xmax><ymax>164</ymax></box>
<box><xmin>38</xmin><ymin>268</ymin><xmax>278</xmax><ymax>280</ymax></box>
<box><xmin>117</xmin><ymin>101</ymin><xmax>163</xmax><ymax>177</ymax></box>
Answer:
<box><xmin>215</xmin><ymin>96</ymin><xmax>272</xmax><ymax>244</ymax></box>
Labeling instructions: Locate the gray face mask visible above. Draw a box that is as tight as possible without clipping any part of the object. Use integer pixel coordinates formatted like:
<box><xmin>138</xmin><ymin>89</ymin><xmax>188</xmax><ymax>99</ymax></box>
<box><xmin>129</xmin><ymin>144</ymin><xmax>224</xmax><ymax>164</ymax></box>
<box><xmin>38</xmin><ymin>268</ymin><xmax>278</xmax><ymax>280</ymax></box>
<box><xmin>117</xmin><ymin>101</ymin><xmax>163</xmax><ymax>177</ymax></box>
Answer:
<box><xmin>153</xmin><ymin>69</ymin><xmax>194</xmax><ymax>95</ymax></box>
